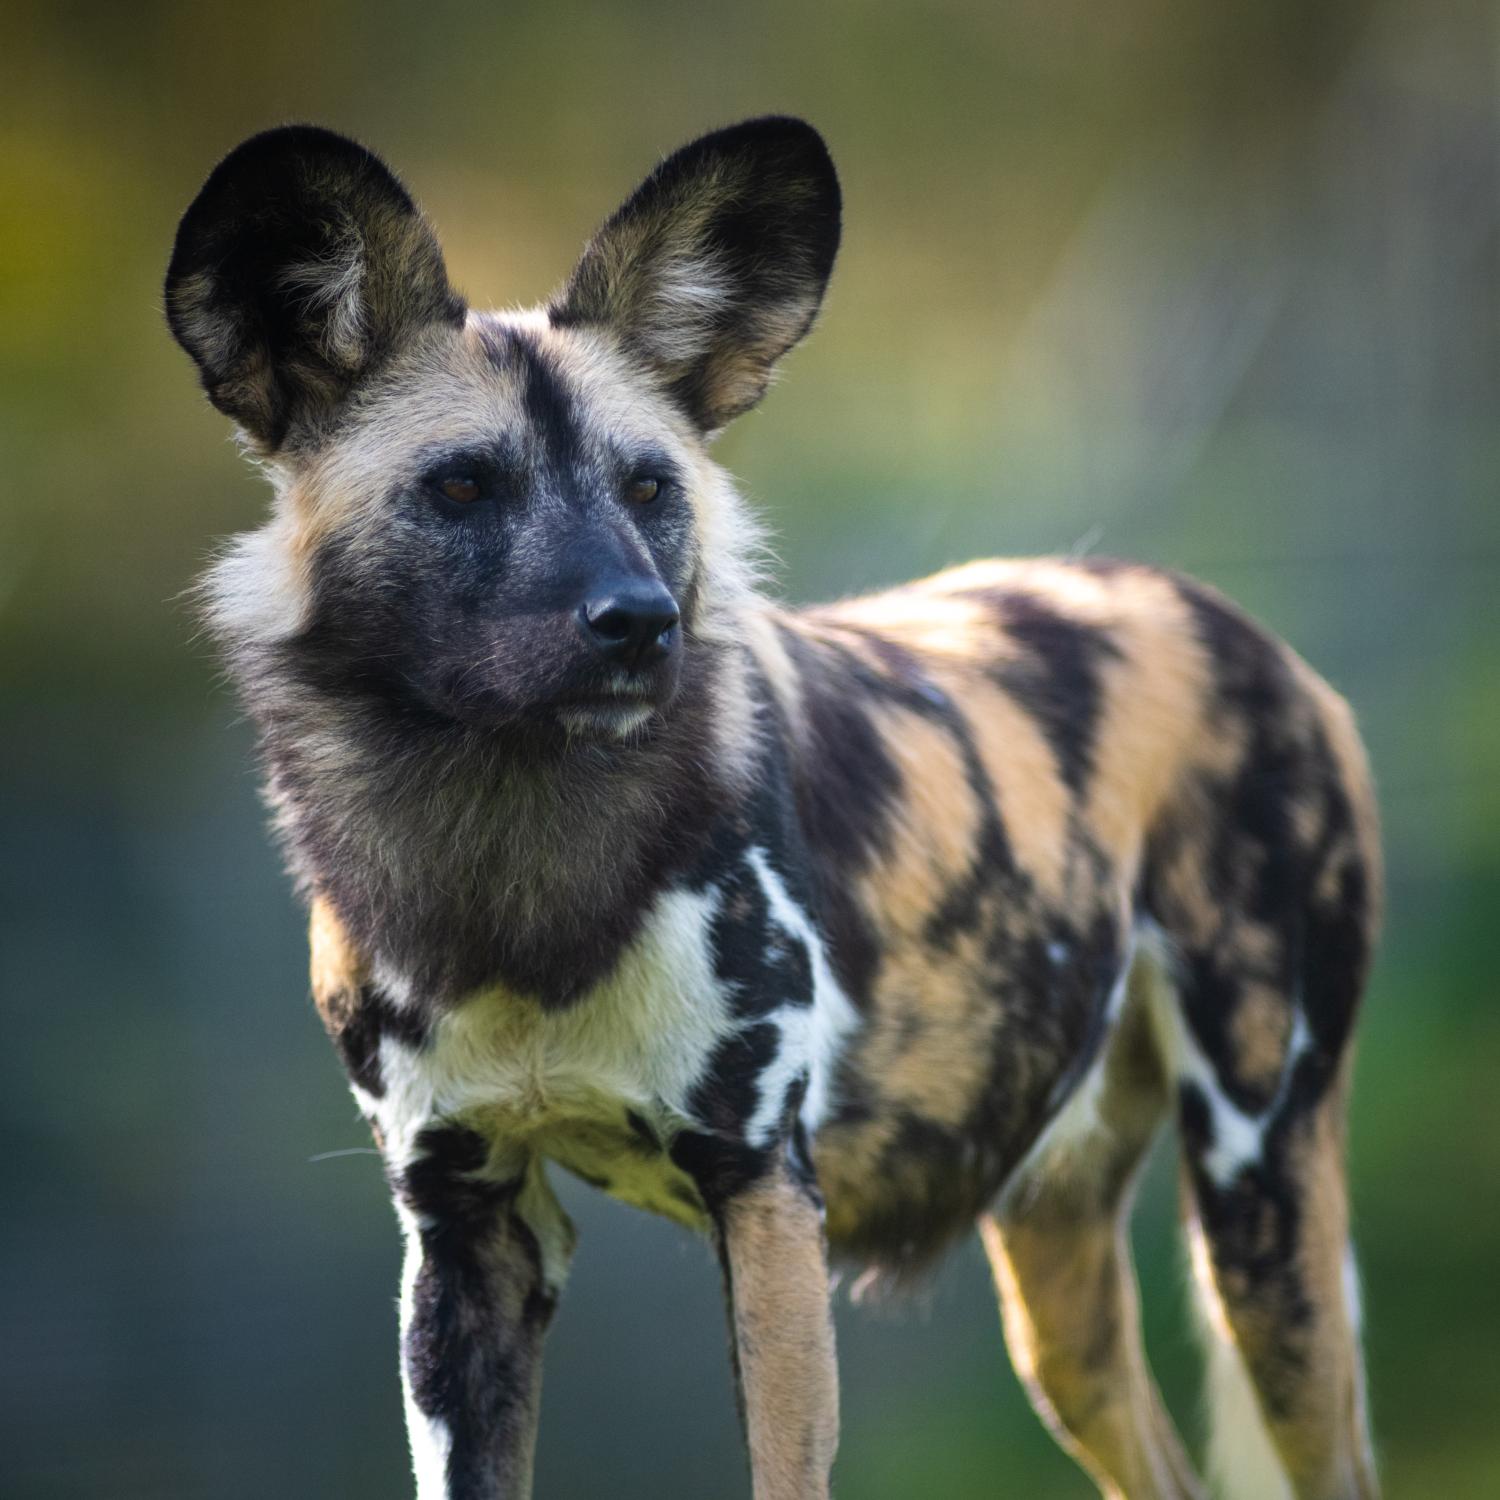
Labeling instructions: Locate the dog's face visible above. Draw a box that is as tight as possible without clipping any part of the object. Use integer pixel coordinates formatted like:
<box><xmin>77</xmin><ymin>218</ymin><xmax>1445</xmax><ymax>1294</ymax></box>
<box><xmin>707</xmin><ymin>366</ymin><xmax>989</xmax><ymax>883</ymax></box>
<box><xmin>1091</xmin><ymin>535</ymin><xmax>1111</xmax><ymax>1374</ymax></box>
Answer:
<box><xmin>167</xmin><ymin>121</ymin><xmax>839</xmax><ymax>741</ymax></box>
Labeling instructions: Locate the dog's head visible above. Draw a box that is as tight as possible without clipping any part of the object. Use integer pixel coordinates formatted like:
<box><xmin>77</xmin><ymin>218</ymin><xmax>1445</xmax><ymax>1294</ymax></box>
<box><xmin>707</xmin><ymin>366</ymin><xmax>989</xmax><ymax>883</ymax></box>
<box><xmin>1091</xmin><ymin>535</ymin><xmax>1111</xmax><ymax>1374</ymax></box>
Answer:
<box><xmin>167</xmin><ymin>120</ymin><xmax>839</xmax><ymax>741</ymax></box>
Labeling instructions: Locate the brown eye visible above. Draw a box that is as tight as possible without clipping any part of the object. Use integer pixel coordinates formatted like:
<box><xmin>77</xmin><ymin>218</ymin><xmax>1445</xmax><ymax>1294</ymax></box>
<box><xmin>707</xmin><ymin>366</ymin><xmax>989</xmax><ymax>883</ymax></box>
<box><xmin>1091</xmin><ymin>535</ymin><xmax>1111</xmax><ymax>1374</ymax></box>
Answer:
<box><xmin>626</xmin><ymin>476</ymin><xmax>661</xmax><ymax>505</ymax></box>
<box><xmin>440</xmin><ymin>476</ymin><xmax>481</xmax><ymax>504</ymax></box>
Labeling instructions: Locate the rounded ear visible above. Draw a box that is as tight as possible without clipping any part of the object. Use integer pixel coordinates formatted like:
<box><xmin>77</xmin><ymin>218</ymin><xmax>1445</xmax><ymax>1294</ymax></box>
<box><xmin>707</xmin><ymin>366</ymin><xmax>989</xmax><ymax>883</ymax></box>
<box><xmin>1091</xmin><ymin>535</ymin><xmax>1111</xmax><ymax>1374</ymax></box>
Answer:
<box><xmin>164</xmin><ymin>126</ymin><xmax>465</xmax><ymax>450</ymax></box>
<box><xmin>550</xmin><ymin>116</ymin><xmax>841</xmax><ymax>434</ymax></box>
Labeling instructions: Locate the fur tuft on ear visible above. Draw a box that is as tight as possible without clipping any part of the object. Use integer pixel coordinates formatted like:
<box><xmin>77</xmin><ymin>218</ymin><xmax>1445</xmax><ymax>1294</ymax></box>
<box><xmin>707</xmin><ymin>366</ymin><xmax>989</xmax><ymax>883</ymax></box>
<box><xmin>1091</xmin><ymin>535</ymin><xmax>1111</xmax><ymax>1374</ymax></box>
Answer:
<box><xmin>550</xmin><ymin>116</ymin><xmax>841</xmax><ymax>434</ymax></box>
<box><xmin>165</xmin><ymin>125</ymin><xmax>464</xmax><ymax>450</ymax></box>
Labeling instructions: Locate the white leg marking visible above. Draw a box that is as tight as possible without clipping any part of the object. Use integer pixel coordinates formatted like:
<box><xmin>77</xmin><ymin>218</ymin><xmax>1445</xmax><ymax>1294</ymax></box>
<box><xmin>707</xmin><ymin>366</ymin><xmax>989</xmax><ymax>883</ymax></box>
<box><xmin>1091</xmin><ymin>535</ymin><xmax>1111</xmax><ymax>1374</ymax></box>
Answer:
<box><xmin>1138</xmin><ymin>920</ymin><xmax>1312</xmax><ymax>1188</ymax></box>
<box><xmin>1342</xmin><ymin>1243</ymin><xmax>1363</xmax><ymax>1336</ymax></box>
<box><xmin>1344</xmin><ymin>1243</ymin><xmax>1377</xmax><ymax>1477</ymax></box>
<box><xmin>1145</xmin><ymin>924</ymin><xmax>1300</xmax><ymax>1500</ymax></box>
<box><xmin>397</xmin><ymin>1208</ymin><xmax>453</xmax><ymax>1500</ymax></box>
<box><xmin>1187</xmin><ymin>1217</ymin><xmax>1294</xmax><ymax>1500</ymax></box>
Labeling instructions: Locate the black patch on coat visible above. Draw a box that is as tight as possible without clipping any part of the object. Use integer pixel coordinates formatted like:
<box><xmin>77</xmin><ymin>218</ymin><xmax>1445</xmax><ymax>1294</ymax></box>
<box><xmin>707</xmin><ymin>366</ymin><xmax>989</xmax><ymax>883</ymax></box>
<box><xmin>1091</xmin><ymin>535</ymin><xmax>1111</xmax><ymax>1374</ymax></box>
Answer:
<box><xmin>672</xmin><ymin>741</ymin><xmax>824</xmax><ymax>1192</ymax></box>
<box><xmin>774</xmin><ymin>625</ymin><xmax>902</xmax><ymax>874</ymax></box>
<box><xmin>970</xmin><ymin>908</ymin><xmax>1127</xmax><ymax>1167</ymax></box>
<box><xmin>399</xmin><ymin>1126</ymin><xmax>518</xmax><ymax>1237</ymax></box>
<box><xmin>786</xmin><ymin>1118</ymin><xmax>820</xmax><ymax>1200</ymax></box>
<box><xmin>707</xmin><ymin>853</ymin><xmax>815</xmax><ymax>1017</ymax></box>
<box><xmin>922</xmin><ymin>808</ymin><xmax>1016</xmax><ymax>953</ymax></box>
<box><xmin>726</xmin><ymin>637</ymin><xmax>888</xmax><ymax>1011</ymax></box>
<box><xmin>687</xmin><ymin>1021</ymin><xmax>785</xmax><ymax>1140</ymax></box>
<box><xmin>770</xmin><ymin>624</ymin><xmax>899</xmax><ymax>1007</ymax></box>
<box><xmin>1300</xmin><ymin>847</ymin><xmax>1371</xmax><ymax>1061</ymax></box>
<box><xmin>327</xmin><ymin>982</ymin><xmax>431</xmax><ymax>1098</ymax></box>
<box><xmin>1179</xmin><ymin>583</ymin><xmax>1306</xmax><ymax>918</ymax></box>
<box><xmin>1182</xmin><ymin>1130</ymin><xmax>1317</xmax><ymax>1418</ymax></box>
<box><xmin>1296</xmin><ymin>722</ymin><xmax>1375</xmax><ymax>1063</ymax></box>
<box><xmin>976</xmin><ymin>589</ymin><xmax>1122</xmax><ymax>795</ymax></box>
<box><xmin>1178</xmin><ymin>1002</ymin><xmax>1361</xmax><ymax>1420</ymax></box>
<box><xmin>674</xmin><ymin>674</ymin><xmax>827</xmax><ymax>1031</ymax></box>
<box><xmin>670</xmin><ymin>1130</ymin><xmax>772</xmax><ymax>1215</ymax></box>
<box><xmin>1177</xmin><ymin>1081</ymin><xmax>1215</xmax><ymax>1160</ymax></box>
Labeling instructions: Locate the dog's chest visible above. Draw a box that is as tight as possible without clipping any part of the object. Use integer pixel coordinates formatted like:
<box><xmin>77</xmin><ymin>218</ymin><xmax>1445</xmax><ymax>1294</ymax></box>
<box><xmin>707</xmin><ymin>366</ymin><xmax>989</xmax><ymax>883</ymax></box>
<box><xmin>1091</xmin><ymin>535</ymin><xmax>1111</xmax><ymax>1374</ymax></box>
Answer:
<box><xmin>361</xmin><ymin>844</ymin><xmax>855</xmax><ymax>1225</ymax></box>
<box><xmin>367</xmin><ymin>884</ymin><xmax>739</xmax><ymax>1222</ymax></box>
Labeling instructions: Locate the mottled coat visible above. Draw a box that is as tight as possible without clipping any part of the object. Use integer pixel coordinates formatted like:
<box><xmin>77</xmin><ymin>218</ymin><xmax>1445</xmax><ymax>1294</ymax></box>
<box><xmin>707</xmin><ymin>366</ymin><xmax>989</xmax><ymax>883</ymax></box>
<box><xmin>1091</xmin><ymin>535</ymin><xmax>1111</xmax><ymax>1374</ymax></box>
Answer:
<box><xmin>167</xmin><ymin>119</ymin><xmax>1381</xmax><ymax>1500</ymax></box>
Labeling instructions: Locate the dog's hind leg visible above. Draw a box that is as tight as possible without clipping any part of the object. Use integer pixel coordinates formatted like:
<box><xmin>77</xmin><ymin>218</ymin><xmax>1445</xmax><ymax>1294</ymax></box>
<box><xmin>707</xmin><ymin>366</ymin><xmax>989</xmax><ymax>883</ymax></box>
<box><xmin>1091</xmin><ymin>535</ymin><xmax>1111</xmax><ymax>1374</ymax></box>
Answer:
<box><xmin>1161</xmin><ymin>998</ymin><xmax>1377</xmax><ymax>1500</ymax></box>
<box><xmin>980</xmin><ymin>966</ymin><xmax>1203</xmax><ymax>1500</ymax></box>
<box><xmin>1134</xmin><ymin>570</ymin><xmax>1382</xmax><ymax>1500</ymax></box>
<box><xmin>1141</xmin><ymin>691</ymin><xmax>1381</xmax><ymax>1497</ymax></box>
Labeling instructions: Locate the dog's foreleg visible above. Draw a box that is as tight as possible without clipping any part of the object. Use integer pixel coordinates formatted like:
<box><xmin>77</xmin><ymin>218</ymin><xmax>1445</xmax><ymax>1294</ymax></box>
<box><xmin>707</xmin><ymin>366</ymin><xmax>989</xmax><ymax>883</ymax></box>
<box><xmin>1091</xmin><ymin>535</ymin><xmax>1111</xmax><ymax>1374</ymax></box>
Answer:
<box><xmin>715</xmin><ymin>1163</ymin><xmax>839</xmax><ymax>1500</ymax></box>
<box><xmin>392</xmin><ymin>1127</ymin><xmax>575</xmax><ymax>1500</ymax></box>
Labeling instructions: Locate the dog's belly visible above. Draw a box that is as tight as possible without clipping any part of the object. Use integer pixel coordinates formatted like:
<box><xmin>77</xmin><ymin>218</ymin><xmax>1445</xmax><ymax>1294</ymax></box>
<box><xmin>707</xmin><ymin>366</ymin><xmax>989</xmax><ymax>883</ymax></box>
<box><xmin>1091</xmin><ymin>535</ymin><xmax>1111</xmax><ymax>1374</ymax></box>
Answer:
<box><xmin>537</xmin><ymin>1113</ymin><xmax>709</xmax><ymax>1229</ymax></box>
<box><xmin>807</xmin><ymin>910</ymin><xmax>1132</xmax><ymax>1274</ymax></box>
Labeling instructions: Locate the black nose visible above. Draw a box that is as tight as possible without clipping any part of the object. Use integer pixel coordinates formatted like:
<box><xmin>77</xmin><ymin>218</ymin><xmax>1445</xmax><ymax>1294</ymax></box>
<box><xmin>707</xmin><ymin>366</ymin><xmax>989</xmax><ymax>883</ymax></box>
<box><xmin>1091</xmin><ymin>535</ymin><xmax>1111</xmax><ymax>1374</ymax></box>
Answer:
<box><xmin>577</xmin><ymin>581</ymin><xmax>680</xmax><ymax>670</ymax></box>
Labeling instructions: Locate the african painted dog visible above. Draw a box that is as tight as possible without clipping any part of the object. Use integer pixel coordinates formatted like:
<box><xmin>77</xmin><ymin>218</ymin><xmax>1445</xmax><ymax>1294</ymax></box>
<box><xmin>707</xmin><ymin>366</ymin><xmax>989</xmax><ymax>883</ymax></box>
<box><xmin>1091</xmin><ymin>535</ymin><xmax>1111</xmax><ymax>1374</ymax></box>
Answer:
<box><xmin>166</xmin><ymin>119</ymin><xmax>1381</xmax><ymax>1500</ymax></box>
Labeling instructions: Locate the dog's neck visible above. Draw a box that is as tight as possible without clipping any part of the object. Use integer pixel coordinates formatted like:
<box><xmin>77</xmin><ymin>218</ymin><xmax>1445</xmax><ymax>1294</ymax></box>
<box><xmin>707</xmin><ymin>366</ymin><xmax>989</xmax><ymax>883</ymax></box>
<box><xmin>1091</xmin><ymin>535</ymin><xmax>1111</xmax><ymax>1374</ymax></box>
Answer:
<box><xmin>237</xmin><ymin>633</ymin><xmax>755</xmax><ymax>1010</ymax></box>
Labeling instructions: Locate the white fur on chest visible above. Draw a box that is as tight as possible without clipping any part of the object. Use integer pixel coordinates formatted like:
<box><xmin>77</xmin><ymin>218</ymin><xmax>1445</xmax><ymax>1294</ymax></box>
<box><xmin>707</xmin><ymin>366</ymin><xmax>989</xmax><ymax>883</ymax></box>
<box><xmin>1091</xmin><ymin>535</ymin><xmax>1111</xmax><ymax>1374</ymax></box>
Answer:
<box><xmin>363</xmin><ymin>885</ymin><xmax>733</xmax><ymax>1169</ymax></box>
<box><xmin>359</xmin><ymin>850</ymin><xmax>859</xmax><ymax>1224</ymax></box>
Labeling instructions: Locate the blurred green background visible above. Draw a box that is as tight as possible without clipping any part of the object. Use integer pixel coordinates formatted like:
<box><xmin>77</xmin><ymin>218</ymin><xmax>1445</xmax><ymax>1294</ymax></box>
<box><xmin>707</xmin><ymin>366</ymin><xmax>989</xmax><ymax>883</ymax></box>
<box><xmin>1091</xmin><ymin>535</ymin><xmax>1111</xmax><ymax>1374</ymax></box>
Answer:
<box><xmin>3</xmin><ymin>1</ymin><xmax>1497</xmax><ymax>1495</ymax></box>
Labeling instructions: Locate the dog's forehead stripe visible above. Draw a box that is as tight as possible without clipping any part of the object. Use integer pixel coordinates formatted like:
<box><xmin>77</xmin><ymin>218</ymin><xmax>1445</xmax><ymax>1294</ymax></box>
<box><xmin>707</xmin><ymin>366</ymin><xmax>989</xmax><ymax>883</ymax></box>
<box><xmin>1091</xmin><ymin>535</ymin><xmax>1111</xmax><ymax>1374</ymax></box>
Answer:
<box><xmin>470</xmin><ymin>320</ymin><xmax>587</xmax><ymax>476</ymax></box>
<box><xmin>516</xmin><ymin>332</ymin><xmax>586</xmax><ymax>476</ymax></box>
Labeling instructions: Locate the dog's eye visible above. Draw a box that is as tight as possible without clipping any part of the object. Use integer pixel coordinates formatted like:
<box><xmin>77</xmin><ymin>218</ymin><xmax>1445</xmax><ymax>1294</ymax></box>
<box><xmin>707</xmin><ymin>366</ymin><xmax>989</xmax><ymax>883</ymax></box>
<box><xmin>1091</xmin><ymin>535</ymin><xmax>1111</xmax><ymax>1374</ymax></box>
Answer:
<box><xmin>440</xmin><ymin>475</ymin><xmax>482</xmax><ymax>504</ymax></box>
<box><xmin>625</xmin><ymin>476</ymin><xmax>661</xmax><ymax>505</ymax></box>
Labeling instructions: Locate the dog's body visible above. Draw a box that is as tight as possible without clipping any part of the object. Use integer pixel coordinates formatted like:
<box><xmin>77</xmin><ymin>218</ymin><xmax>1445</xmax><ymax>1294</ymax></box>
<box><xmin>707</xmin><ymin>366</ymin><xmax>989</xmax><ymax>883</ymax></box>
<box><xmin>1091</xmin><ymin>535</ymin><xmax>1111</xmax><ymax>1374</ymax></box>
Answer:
<box><xmin>168</xmin><ymin>120</ymin><xmax>1381</xmax><ymax>1500</ymax></box>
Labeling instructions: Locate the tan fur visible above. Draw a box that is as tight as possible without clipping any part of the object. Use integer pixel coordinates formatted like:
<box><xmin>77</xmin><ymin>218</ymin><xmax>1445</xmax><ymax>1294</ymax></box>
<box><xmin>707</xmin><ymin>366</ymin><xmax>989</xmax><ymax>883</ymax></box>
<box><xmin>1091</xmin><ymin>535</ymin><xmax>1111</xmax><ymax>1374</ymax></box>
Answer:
<box><xmin>938</xmin><ymin>670</ymin><xmax>1074</xmax><ymax>900</ymax></box>
<box><xmin>1228</xmin><ymin>982</ymin><xmax>1294</xmax><ymax>1098</ymax></box>
<box><xmin>309</xmin><ymin>894</ymin><xmax>364</xmax><ymax>1019</ymax></box>
<box><xmin>719</xmin><ymin>1171</ymin><xmax>840</xmax><ymax>1500</ymax></box>
<box><xmin>858</xmin><ymin>699</ymin><xmax>987</xmax><ymax>932</ymax></box>
<box><xmin>769</xmin><ymin>561</ymin><xmax>1378</xmax><ymax>1494</ymax></box>
<box><xmin>307</xmin><ymin>896</ymin><xmax>397</xmax><ymax>1156</ymax></box>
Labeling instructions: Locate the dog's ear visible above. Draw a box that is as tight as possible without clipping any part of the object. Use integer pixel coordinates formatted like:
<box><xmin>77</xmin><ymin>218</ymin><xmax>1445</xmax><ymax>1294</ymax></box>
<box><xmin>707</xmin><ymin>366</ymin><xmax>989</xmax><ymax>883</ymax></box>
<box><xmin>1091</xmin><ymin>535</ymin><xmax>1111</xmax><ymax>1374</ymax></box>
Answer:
<box><xmin>551</xmin><ymin>117</ymin><xmax>841</xmax><ymax>434</ymax></box>
<box><xmin>165</xmin><ymin>126</ymin><xmax>465</xmax><ymax>450</ymax></box>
